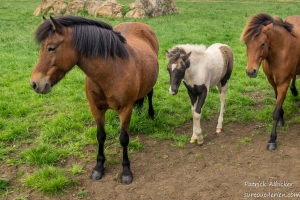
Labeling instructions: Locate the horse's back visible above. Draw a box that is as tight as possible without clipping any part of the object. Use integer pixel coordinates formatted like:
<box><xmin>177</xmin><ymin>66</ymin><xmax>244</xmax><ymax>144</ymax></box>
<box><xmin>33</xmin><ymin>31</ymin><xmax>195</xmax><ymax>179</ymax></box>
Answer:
<box><xmin>285</xmin><ymin>16</ymin><xmax>300</xmax><ymax>39</ymax></box>
<box><xmin>114</xmin><ymin>22</ymin><xmax>159</xmax><ymax>55</ymax></box>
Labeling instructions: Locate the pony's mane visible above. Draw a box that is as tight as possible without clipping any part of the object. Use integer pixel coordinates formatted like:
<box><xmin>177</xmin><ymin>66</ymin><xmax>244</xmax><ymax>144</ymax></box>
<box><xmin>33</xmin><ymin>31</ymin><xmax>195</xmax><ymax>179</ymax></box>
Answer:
<box><xmin>167</xmin><ymin>44</ymin><xmax>206</xmax><ymax>62</ymax></box>
<box><xmin>240</xmin><ymin>13</ymin><xmax>293</xmax><ymax>43</ymax></box>
<box><xmin>35</xmin><ymin>16</ymin><xmax>129</xmax><ymax>59</ymax></box>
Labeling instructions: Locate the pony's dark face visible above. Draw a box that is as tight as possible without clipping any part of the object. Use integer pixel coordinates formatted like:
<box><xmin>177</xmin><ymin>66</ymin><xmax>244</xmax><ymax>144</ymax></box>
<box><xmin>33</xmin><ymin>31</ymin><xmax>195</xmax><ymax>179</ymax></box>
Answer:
<box><xmin>30</xmin><ymin>17</ymin><xmax>78</xmax><ymax>94</ymax></box>
<box><xmin>245</xmin><ymin>23</ymin><xmax>273</xmax><ymax>78</ymax></box>
<box><xmin>166</xmin><ymin>51</ymin><xmax>191</xmax><ymax>95</ymax></box>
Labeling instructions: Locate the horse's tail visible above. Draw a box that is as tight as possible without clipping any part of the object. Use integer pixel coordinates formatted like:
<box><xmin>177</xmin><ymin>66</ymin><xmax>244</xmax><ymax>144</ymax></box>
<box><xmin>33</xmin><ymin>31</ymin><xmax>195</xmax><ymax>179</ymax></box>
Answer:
<box><xmin>220</xmin><ymin>45</ymin><xmax>234</xmax><ymax>87</ymax></box>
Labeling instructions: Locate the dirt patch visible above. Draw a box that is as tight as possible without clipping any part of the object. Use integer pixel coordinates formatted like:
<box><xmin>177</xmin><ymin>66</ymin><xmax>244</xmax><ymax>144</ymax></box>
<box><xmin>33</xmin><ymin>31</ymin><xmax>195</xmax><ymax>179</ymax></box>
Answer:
<box><xmin>3</xmin><ymin>116</ymin><xmax>300</xmax><ymax>200</ymax></box>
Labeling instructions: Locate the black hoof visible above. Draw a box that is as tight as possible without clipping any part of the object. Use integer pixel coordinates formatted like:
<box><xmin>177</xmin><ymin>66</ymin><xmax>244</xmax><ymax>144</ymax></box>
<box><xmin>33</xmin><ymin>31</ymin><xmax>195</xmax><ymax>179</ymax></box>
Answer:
<box><xmin>121</xmin><ymin>175</ymin><xmax>133</xmax><ymax>184</ymax></box>
<box><xmin>90</xmin><ymin>170</ymin><xmax>104</xmax><ymax>180</ymax></box>
<box><xmin>267</xmin><ymin>143</ymin><xmax>277</xmax><ymax>150</ymax></box>
<box><xmin>278</xmin><ymin>120</ymin><xmax>284</xmax><ymax>127</ymax></box>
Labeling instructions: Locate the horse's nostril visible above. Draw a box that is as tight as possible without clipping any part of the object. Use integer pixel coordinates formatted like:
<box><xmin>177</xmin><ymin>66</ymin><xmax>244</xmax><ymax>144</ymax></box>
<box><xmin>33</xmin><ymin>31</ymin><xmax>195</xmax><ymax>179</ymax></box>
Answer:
<box><xmin>31</xmin><ymin>82</ymin><xmax>37</xmax><ymax>90</ymax></box>
<box><xmin>253</xmin><ymin>69</ymin><xmax>257</xmax><ymax>74</ymax></box>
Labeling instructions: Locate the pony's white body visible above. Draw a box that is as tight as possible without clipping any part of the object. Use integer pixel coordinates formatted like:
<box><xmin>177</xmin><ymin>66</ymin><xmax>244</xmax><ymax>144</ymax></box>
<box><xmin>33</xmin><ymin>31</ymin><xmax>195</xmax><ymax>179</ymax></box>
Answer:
<box><xmin>179</xmin><ymin>44</ymin><xmax>228</xmax><ymax>90</ymax></box>
<box><xmin>167</xmin><ymin>43</ymin><xmax>234</xmax><ymax>145</ymax></box>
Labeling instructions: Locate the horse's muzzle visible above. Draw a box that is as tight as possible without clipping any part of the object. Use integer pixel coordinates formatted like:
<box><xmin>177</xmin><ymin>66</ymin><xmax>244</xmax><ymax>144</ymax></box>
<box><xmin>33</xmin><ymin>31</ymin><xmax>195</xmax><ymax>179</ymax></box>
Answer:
<box><xmin>169</xmin><ymin>86</ymin><xmax>178</xmax><ymax>95</ymax></box>
<box><xmin>30</xmin><ymin>80</ymin><xmax>52</xmax><ymax>94</ymax></box>
<box><xmin>245</xmin><ymin>68</ymin><xmax>258</xmax><ymax>78</ymax></box>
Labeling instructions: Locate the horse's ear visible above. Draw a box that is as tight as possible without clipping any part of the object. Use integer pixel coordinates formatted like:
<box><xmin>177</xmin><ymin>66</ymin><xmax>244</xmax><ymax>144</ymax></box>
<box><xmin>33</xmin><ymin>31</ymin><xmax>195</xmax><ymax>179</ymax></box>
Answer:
<box><xmin>182</xmin><ymin>52</ymin><xmax>192</xmax><ymax>61</ymax></box>
<box><xmin>262</xmin><ymin>23</ymin><xmax>273</xmax><ymax>34</ymax></box>
<box><xmin>165</xmin><ymin>50</ymin><xmax>169</xmax><ymax>57</ymax></box>
<box><xmin>42</xmin><ymin>16</ymin><xmax>46</xmax><ymax>21</ymax></box>
<box><xmin>49</xmin><ymin>16</ymin><xmax>63</xmax><ymax>34</ymax></box>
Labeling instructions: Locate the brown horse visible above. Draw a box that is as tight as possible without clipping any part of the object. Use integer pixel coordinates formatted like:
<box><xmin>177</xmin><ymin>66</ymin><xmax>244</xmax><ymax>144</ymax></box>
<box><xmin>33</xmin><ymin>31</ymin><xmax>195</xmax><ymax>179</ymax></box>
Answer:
<box><xmin>240</xmin><ymin>13</ymin><xmax>300</xmax><ymax>150</ymax></box>
<box><xmin>30</xmin><ymin>16</ymin><xmax>159</xmax><ymax>184</ymax></box>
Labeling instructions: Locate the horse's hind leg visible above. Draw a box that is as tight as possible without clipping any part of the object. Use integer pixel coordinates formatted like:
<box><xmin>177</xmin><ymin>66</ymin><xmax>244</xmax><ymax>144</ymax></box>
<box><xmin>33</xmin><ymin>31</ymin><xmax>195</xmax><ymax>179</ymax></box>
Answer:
<box><xmin>134</xmin><ymin>97</ymin><xmax>144</xmax><ymax>108</ymax></box>
<box><xmin>147</xmin><ymin>89</ymin><xmax>154</xmax><ymax>119</ymax></box>
<box><xmin>290</xmin><ymin>75</ymin><xmax>298</xmax><ymax>96</ymax></box>
<box><xmin>118</xmin><ymin>105</ymin><xmax>134</xmax><ymax>184</ymax></box>
<box><xmin>216</xmin><ymin>82</ymin><xmax>228</xmax><ymax>133</ymax></box>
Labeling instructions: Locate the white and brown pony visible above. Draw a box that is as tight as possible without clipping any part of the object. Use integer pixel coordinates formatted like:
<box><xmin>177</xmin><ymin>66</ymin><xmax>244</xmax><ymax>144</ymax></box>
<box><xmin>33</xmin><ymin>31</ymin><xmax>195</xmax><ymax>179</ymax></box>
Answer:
<box><xmin>166</xmin><ymin>44</ymin><xmax>234</xmax><ymax>145</ymax></box>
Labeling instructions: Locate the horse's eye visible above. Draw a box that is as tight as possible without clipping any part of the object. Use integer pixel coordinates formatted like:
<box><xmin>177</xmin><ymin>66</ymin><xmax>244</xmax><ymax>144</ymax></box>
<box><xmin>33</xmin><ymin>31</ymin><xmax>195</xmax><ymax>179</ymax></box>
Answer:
<box><xmin>48</xmin><ymin>47</ymin><xmax>56</xmax><ymax>52</ymax></box>
<box><xmin>261</xmin><ymin>43</ymin><xmax>265</xmax><ymax>48</ymax></box>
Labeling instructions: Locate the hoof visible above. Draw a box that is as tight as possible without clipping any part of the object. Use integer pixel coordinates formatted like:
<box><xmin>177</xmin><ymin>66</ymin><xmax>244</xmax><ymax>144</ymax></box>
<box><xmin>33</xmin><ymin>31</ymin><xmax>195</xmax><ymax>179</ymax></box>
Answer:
<box><xmin>121</xmin><ymin>175</ymin><xmax>133</xmax><ymax>184</ymax></box>
<box><xmin>277</xmin><ymin>120</ymin><xmax>284</xmax><ymax>127</ymax></box>
<box><xmin>90</xmin><ymin>170</ymin><xmax>104</xmax><ymax>180</ymax></box>
<box><xmin>267</xmin><ymin>143</ymin><xmax>277</xmax><ymax>150</ymax></box>
<box><xmin>216</xmin><ymin>128</ymin><xmax>222</xmax><ymax>133</ymax></box>
<box><xmin>190</xmin><ymin>137</ymin><xmax>203</xmax><ymax>145</ymax></box>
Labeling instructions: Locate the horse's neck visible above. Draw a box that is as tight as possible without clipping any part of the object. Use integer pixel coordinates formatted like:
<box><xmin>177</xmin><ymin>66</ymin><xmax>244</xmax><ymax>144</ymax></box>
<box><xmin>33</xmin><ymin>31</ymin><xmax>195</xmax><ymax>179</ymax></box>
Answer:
<box><xmin>269</xmin><ymin>26</ymin><xmax>298</xmax><ymax>53</ymax></box>
<box><xmin>77</xmin><ymin>57</ymin><xmax>119</xmax><ymax>84</ymax></box>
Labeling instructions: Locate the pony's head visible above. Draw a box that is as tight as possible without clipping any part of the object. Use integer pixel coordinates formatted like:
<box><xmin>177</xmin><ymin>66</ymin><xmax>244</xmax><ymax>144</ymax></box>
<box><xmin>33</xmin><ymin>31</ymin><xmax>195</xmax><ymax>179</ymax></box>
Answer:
<box><xmin>240</xmin><ymin>13</ymin><xmax>274</xmax><ymax>78</ymax></box>
<box><xmin>30</xmin><ymin>16</ymin><xmax>128</xmax><ymax>94</ymax></box>
<box><xmin>30</xmin><ymin>16</ymin><xmax>78</xmax><ymax>94</ymax></box>
<box><xmin>166</xmin><ymin>47</ymin><xmax>191</xmax><ymax>95</ymax></box>
<box><xmin>240</xmin><ymin>13</ymin><xmax>293</xmax><ymax>78</ymax></box>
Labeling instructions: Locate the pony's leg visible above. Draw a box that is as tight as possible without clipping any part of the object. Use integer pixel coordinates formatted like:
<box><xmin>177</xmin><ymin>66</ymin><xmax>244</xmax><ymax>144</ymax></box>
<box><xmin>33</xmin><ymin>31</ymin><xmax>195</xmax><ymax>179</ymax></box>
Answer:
<box><xmin>134</xmin><ymin>97</ymin><xmax>144</xmax><ymax>108</ymax></box>
<box><xmin>118</xmin><ymin>106</ymin><xmax>134</xmax><ymax>184</ymax></box>
<box><xmin>290</xmin><ymin>75</ymin><xmax>298</xmax><ymax>96</ymax></box>
<box><xmin>190</xmin><ymin>92</ymin><xmax>207</xmax><ymax>145</ymax></box>
<box><xmin>147</xmin><ymin>89</ymin><xmax>155</xmax><ymax>119</ymax></box>
<box><xmin>269</xmin><ymin>78</ymin><xmax>284</xmax><ymax>126</ymax></box>
<box><xmin>90</xmin><ymin>109</ymin><xmax>107</xmax><ymax>180</ymax></box>
<box><xmin>268</xmin><ymin>83</ymin><xmax>289</xmax><ymax>150</ymax></box>
<box><xmin>216</xmin><ymin>82</ymin><xmax>228</xmax><ymax>133</ymax></box>
<box><xmin>190</xmin><ymin>104</ymin><xmax>203</xmax><ymax>144</ymax></box>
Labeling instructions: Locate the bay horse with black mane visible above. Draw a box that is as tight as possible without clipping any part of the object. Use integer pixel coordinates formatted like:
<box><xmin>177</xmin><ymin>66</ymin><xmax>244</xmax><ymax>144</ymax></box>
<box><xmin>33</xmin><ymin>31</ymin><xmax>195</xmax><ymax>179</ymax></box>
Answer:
<box><xmin>240</xmin><ymin>13</ymin><xmax>300</xmax><ymax>150</ymax></box>
<box><xmin>166</xmin><ymin>43</ymin><xmax>234</xmax><ymax>145</ymax></box>
<box><xmin>30</xmin><ymin>16</ymin><xmax>159</xmax><ymax>184</ymax></box>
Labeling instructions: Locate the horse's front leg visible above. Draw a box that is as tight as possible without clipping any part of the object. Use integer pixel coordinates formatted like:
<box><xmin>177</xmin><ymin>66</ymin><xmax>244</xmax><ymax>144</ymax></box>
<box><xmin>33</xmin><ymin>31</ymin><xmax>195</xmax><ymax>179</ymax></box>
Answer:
<box><xmin>190</xmin><ymin>104</ymin><xmax>203</xmax><ymax>144</ymax></box>
<box><xmin>190</xmin><ymin>91</ymin><xmax>207</xmax><ymax>145</ymax></box>
<box><xmin>216</xmin><ymin>83</ymin><xmax>228</xmax><ymax>133</ymax></box>
<box><xmin>267</xmin><ymin>83</ymin><xmax>289</xmax><ymax>150</ymax></box>
<box><xmin>90</xmin><ymin>110</ymin><xmax>107</xmax><ymax>180</ymax></box>
<box><xmin>118</xmin><ymin>106</ymin><xmax>134</xmax><ymax>184</ymax></box>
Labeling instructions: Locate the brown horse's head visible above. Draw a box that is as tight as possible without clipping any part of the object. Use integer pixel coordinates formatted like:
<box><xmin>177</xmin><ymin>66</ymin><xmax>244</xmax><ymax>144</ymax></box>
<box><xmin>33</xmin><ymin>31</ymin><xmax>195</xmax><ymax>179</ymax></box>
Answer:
<box><xmin>241</xmin><ymin>13</ymin><xmax>294</xmax><ymax>78</ymax></box>
<box><xmin>166</xmin><ymin>47</ymin><xmax>191</xmax><ymax>95</ymax></box>
<box><xmin>240</xmin><ymin>13</ymin><xmax>274</xmax><ymax>78</ymax></box>
<box><xmin>30</xmin><ymin>16</ymin><xmax>78</xmax><ymax>94</ymax></box>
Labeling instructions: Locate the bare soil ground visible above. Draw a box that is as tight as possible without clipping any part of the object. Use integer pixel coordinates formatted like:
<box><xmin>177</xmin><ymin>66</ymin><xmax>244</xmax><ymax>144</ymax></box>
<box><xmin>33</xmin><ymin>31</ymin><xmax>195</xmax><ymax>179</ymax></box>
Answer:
<box><xmin>3</xmin><ymin>115</ymin><xmax>300</xmax><ymax>200</ymax></box>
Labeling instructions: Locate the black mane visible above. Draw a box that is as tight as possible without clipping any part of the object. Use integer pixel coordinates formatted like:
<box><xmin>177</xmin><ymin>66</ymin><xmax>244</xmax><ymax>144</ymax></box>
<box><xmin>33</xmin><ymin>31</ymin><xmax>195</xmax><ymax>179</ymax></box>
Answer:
<box><xmin>241</xmin><ymin>13</ymin><xmax>294</xmax><ymax>43</ymax></box>
<box><xmin>35</xmin><ymin>16</ymin><xmax>129</xmax><ymax>59</ymax></box>
<box><xmin>167</xmin><ymin>47</ymin><xmax>187</xmax><ymax>62</ymax></box>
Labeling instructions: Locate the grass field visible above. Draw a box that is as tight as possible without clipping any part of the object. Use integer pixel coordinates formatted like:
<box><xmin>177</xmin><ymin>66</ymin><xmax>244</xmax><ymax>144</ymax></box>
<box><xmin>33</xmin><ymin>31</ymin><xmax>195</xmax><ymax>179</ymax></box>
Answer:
<box><xmin>1</xmin><ymin>0</ymin><xmax>300</xmax><ymax>198</ymax></box>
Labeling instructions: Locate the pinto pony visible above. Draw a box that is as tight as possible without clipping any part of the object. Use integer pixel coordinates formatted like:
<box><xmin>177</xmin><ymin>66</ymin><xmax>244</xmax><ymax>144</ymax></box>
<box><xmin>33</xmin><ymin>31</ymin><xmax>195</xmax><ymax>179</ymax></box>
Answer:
<box><xmin>166</xmin><ymin>44</ymin><xmax>234</xmax><ymax>145</ymax></box>
<box><xmin>30</xmin><ymin>16</ymin><xmax>159</xmax><ymax>184</ymax></box>
<box><xmin>240</xmin><ymin>13</ymin><xmax>300</xmax><ymax>150</ymax></box>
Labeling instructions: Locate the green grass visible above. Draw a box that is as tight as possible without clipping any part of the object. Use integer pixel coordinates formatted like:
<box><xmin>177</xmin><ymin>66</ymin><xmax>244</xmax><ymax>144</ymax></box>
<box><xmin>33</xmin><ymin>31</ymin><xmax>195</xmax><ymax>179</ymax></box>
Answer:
<box><xmin>1</xmin><ymin>0</ymin><xmax>300</xmax><ymax>198</ymax></box>
<box><xmin>23</xmin><ymin>166</ymin><xmax>76</xmax><ymax>195</ymax></box>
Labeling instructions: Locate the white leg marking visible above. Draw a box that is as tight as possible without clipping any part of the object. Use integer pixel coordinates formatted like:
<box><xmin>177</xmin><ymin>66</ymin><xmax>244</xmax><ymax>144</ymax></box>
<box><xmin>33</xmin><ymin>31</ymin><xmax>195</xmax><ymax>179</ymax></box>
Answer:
<box><xmin>190</xmin><ymin>103</ymin><xmax>203</xmax><ymax>144</ymax></box>
<box><xmin>216</xmin><ymin>83</ymin><xmax>228</xmax><ymax>133</ymax></box>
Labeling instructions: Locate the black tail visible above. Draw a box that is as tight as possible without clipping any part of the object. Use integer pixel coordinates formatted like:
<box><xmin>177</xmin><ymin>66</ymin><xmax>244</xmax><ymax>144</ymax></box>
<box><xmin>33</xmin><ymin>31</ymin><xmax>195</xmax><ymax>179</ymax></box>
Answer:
<box><xmin>290</xmin><ymin>75</ymin><xmax>298</xmax><ymax>96</ymax></box>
